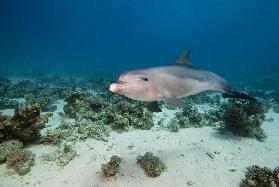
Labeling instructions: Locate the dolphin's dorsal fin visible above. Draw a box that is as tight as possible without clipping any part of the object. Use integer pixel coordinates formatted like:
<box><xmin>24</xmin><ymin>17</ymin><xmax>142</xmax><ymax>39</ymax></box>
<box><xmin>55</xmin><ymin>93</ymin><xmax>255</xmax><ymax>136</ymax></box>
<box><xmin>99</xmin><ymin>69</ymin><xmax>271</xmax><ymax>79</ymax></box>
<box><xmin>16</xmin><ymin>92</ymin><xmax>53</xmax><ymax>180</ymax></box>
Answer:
<box><xmin>173</xmin><ymin>49</ymin><xmax>191</xmax><ymax>65</ymax></box>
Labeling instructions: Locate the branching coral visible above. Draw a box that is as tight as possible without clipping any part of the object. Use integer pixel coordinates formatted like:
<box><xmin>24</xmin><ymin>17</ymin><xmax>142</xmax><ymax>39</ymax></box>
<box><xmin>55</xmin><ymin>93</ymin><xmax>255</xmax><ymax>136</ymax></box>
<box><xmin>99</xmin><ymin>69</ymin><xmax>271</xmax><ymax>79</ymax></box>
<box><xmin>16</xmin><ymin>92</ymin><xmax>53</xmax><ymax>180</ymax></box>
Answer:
<box><xmin>220</xmin><ymin>99</ymin><xmax>267</xmax><ymax>141</ymax></box>
<box><xmin>240</xmin><ymin>165</ymin><xmax>279</xmax><ymax>187</ymax></box>
<box><xmin>101</xmin><ymin>155</ymin><xmax>122</xmax><ymax>177</ymax></box>
<box><xmin>0</xmin><ymin>103</ymin><xmax>52</xmax><ymax>142</ymax></box>
<box><xmin>10</xmin><ymin>103</ymin><xmax>53</xmax><ymax>142</ymax></box>
<box><xmin>137</xmin><ymin>152</ymin><xmax>167</xmax><ymax>177</ymax></box>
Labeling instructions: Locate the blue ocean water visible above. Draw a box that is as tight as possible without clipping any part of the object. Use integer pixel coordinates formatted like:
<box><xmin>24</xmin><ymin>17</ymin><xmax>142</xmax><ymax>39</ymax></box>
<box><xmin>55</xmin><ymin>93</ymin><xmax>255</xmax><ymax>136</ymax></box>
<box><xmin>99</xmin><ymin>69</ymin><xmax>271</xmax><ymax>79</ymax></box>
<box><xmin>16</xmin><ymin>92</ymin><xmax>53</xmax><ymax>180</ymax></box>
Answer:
<box><xmin>1</xmin><ymin>1</ymin><xmax>279</xmax><ymax>186</ymax></box>
<box><xmin>0</xmin><ymin>0</ymin><xmax>278</xmax><ymax>79</ymax></box>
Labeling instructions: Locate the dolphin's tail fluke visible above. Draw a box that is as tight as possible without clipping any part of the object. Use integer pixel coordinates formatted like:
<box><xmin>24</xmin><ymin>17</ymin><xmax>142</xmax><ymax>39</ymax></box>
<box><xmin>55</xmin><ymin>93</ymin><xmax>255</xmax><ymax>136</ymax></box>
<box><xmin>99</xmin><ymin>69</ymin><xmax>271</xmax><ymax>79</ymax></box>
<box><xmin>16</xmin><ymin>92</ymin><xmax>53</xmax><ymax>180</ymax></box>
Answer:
<box><xmin>222</xmin><ymin>91</ymin><xmax>257</xmax><ymax>102</ymax></box>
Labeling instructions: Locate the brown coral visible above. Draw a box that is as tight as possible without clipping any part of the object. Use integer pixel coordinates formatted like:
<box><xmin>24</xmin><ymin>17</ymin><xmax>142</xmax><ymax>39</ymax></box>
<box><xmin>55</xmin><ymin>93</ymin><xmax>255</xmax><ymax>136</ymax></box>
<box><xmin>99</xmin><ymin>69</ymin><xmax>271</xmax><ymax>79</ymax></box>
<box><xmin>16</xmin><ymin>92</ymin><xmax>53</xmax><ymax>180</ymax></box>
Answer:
<box><xmin>137</xmin><ymin>152</ymin><xmax>167</xmax><ymax>177</ymax></box>
<box><xmin>6</xmin><ymin>149</ymin><xmax>35</xmax><ymax>175</ymax></box>
<box><xmin>101</xmin><ymin>155</ymin><xmax>122</xmax><ymax>177</ymax></box>
<box><xmin>0</xmin><ymin>103</ymin><xmax>52</xmax><ymax>142</ymax></box>
<box><xmin>10</xmin><ymin>103</ymin><xmax>53</xmax><ymax>142</ymax></box>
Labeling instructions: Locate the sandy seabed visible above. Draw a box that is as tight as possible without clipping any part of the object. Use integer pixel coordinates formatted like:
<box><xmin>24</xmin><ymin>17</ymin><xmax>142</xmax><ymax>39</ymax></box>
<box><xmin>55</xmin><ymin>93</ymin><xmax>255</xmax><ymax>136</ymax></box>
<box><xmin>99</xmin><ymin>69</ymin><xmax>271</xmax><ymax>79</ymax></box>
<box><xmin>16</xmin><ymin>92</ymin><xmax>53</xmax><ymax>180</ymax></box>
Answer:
<box><xmin>0</xmin><ymin>104</ymin><xmax>278</xmax><ymax>187</ymax></box>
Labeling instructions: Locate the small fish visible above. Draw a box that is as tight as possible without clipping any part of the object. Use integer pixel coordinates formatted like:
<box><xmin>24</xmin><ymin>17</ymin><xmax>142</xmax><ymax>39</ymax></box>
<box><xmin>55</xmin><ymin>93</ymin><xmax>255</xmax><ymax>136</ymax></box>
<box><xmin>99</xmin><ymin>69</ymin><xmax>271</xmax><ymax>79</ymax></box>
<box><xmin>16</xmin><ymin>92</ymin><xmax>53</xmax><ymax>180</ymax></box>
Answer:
<box><xmin>109</xmin><ymin>49</ymin><xmax>255</xmax><ymax>112</ymax></box>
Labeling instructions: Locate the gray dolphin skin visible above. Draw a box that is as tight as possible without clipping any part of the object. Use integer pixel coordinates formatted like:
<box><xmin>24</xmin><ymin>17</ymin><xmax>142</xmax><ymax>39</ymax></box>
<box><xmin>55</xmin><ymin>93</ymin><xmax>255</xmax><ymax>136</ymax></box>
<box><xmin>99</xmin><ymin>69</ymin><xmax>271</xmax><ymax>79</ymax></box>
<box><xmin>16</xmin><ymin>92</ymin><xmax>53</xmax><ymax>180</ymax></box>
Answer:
<box><xmin>109</xmin><ymin>49</ymin><xmax>255</xmax><ymax>112</ymax></box>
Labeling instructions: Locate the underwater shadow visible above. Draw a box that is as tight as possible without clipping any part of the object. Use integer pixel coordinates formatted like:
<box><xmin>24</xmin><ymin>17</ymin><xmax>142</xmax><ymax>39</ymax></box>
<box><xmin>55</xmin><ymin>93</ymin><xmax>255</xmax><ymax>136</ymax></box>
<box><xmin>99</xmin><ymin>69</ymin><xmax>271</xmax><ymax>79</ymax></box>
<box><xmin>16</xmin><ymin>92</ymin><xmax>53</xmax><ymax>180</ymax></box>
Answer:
<box><xmin>210</xmin><ymin>129</ymin><xmax>242</xmax><ymax>142</ymax></box>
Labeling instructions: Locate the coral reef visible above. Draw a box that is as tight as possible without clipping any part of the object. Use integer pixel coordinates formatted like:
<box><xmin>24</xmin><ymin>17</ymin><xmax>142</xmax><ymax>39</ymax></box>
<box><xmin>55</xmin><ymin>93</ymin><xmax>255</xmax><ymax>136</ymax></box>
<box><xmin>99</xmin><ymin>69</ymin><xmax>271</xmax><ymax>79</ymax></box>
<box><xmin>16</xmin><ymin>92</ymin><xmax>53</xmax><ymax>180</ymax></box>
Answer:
<box><xmin>42</xmin><ymin>143</ymin><xmax>76</xmax><ymax>167</ymax></box>
<box><xmin>101</xmin><ymin>155</ymin><xmax>122</xmax><ymax>177</ymax></box>
<box><xmin>74</xmin><ymin>119</ymin><xmax>111</xmax><ymax>141</ymax></box>
<box><xmin>40</xmin><ymin>129</ymin><xmax>62</xmax><ymax>145</ymax></box>
<box><xmin>0</xmin><ymin>140</ymin><xmax>23</xmax><ymax>163</ymax></box>
<box><xmin>240</xmin><ymin>165</ymin><xmax>279</xmax><ymax>187</ymax></box>
<box><xmin>40</xmin><ymin>119</ymin><xmax>111</xmax><ymax>144</ymax></box>
<box><xmin>220</xmin><ymin>99</ymin><xmax>267</xmax><ymax>141</ymax></box>
<box><xmin>0</xmin><ymin>97</ymin><xmax>19</xmax><ymax>109</ymax></box>
<box><xmin>274</xmin><ymin>167</ymin><xmax>279</xmax><ymax>186</ymax></box>
<box><xmin>168</xmin><ymin>106</ymin><xmax>214</xmax><ymax>132</ymax></box>
<box><xmin>163</xmin><ymin>92</ymin><xmax>221</xmax><ymax>110</ymax></box>
<box><xmin>104</xmin><ymin>100</ymin><xmax>154</xmax><ymax>131</ymax></box>
<box><xmin>0</xmin><ymin>103</ymin><xmax>52</xmax><ymax>142</ymax></box>
<box><xmin>0</xmin><ymin>113</ymin><xmax>12</xmax><ymax>141</ymax></box>
<box><xmin>137</xmin><ymin>152</ymin><xmax>167</xmax><ymax>177</ymax></box>
<box><xmin>63</xmin><ymin>91</ymin><xmax>86</xmax><ymax>118</ymax></box>
<box><xmin>0</xmin><ymin>77</ymin><xmax>11</xmax><ymax>97</ymax></box>
<box><xmin>7</xmin><ymin>80</ymin><xmax>40</xmax><ymax>98</ymax></box>
<box><xmin>10</xmin><ymin>103</ymin><xmax>53</xmax><ymax>142</ymax></box>
<box><xmin>5</xmin><ymin>78</ymin><xmax>75</xmax><ymax>113</ymax></box>
<box><xmin>59</xmin><ymin>92</ymin><xmax>154</xmax><ymax>140</ymax></box>
<box><xmin>168</xmin><ymin>121</ymin><xmax>180</xmax><ymax>132</ymax></box>
<box><xmin>56</xmin><ymin>143</ymin><xmax>77</xmax><ymax>166</ymax></box>
<box><xmin>6</xmin><ymin>149</ymin><xmax>35</xmax><ymax>175</ymax></box>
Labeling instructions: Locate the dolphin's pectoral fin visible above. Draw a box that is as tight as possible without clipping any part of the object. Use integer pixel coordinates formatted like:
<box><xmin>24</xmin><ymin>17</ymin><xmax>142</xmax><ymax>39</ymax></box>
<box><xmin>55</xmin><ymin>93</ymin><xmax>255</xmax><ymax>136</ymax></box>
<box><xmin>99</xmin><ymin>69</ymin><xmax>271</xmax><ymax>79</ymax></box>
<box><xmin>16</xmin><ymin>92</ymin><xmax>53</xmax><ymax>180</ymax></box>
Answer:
<box><xmin>143</xmin><ymin>101</ymin><xmax>162</xmax><ymax>112</ymax></box>
<box><xmin>162</xmin><ymin>96</ymin><xmax>191</xmax><ymax>109</ymax></box>
<box><xmin>173</xmin><ymin>49</ymin><xmax>191</xmax><ymax>65</ymax></box>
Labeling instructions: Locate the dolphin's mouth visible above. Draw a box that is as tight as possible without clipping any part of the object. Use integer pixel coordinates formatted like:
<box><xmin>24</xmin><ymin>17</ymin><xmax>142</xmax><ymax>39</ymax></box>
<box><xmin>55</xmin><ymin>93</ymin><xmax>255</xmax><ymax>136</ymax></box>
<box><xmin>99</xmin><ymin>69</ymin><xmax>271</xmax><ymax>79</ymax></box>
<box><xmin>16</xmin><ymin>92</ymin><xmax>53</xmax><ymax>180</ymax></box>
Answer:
<box><xmin>109</xmin><ymin>81</ymin><xmax>134</xmax><ymax>93</ymax></box>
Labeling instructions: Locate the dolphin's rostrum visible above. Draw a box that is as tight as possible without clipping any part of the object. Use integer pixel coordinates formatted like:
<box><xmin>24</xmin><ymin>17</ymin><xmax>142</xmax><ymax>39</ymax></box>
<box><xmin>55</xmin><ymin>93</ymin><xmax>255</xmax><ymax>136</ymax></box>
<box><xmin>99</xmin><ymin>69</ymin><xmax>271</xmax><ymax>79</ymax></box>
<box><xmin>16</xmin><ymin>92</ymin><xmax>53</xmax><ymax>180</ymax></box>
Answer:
<box><xmin>109</xmin><ymin>49</ymin><xmax>255</xmax><ymax>112</ymax></box>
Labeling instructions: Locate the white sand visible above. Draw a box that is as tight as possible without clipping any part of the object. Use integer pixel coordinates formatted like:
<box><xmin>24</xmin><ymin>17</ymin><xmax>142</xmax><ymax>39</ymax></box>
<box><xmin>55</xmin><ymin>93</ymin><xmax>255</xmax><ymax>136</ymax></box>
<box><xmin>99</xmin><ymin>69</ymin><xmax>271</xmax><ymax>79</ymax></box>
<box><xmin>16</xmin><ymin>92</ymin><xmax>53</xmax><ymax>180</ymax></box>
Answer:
<box><xmin>0</xmin><ymin>108</ymin><xmax>278</xmax><ymax>187</ymax></box>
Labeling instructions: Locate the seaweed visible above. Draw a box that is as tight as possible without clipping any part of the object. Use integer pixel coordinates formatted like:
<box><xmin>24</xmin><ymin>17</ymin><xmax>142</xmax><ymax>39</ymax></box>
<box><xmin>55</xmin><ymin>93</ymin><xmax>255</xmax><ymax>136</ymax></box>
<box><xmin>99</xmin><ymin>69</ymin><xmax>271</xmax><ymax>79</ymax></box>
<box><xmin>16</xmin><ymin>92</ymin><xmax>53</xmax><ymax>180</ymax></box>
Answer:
<box><xmin>101</xmin><ymin>155</ymin><xmax>122</xmax><ymax>177</ymax></box>
<box><xmin>137</xmin><ymin>152</ymin><xmax>167</xmax><ymax>177</ymax></box>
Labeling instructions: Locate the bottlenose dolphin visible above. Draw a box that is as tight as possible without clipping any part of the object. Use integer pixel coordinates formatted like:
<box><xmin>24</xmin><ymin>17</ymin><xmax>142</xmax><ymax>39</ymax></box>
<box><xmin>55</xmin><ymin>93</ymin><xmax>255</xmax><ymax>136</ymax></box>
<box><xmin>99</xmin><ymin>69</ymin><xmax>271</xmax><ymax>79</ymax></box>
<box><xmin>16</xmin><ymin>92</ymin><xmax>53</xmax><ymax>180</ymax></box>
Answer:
<box><xmin>109</xmin><ymin>49</ymin><xmax>255</xmax><ymax>112</ymax></box>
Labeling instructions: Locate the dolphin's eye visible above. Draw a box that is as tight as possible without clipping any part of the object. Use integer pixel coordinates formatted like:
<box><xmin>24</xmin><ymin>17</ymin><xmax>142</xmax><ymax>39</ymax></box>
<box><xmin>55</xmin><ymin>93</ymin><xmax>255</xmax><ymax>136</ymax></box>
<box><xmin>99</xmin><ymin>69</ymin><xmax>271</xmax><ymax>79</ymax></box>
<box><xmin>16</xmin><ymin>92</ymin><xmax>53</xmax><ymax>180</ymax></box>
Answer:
<box><xmin>140</xmin><ymin>77</ymin><xmax>149</xmax><ymax>81</ymax></box>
